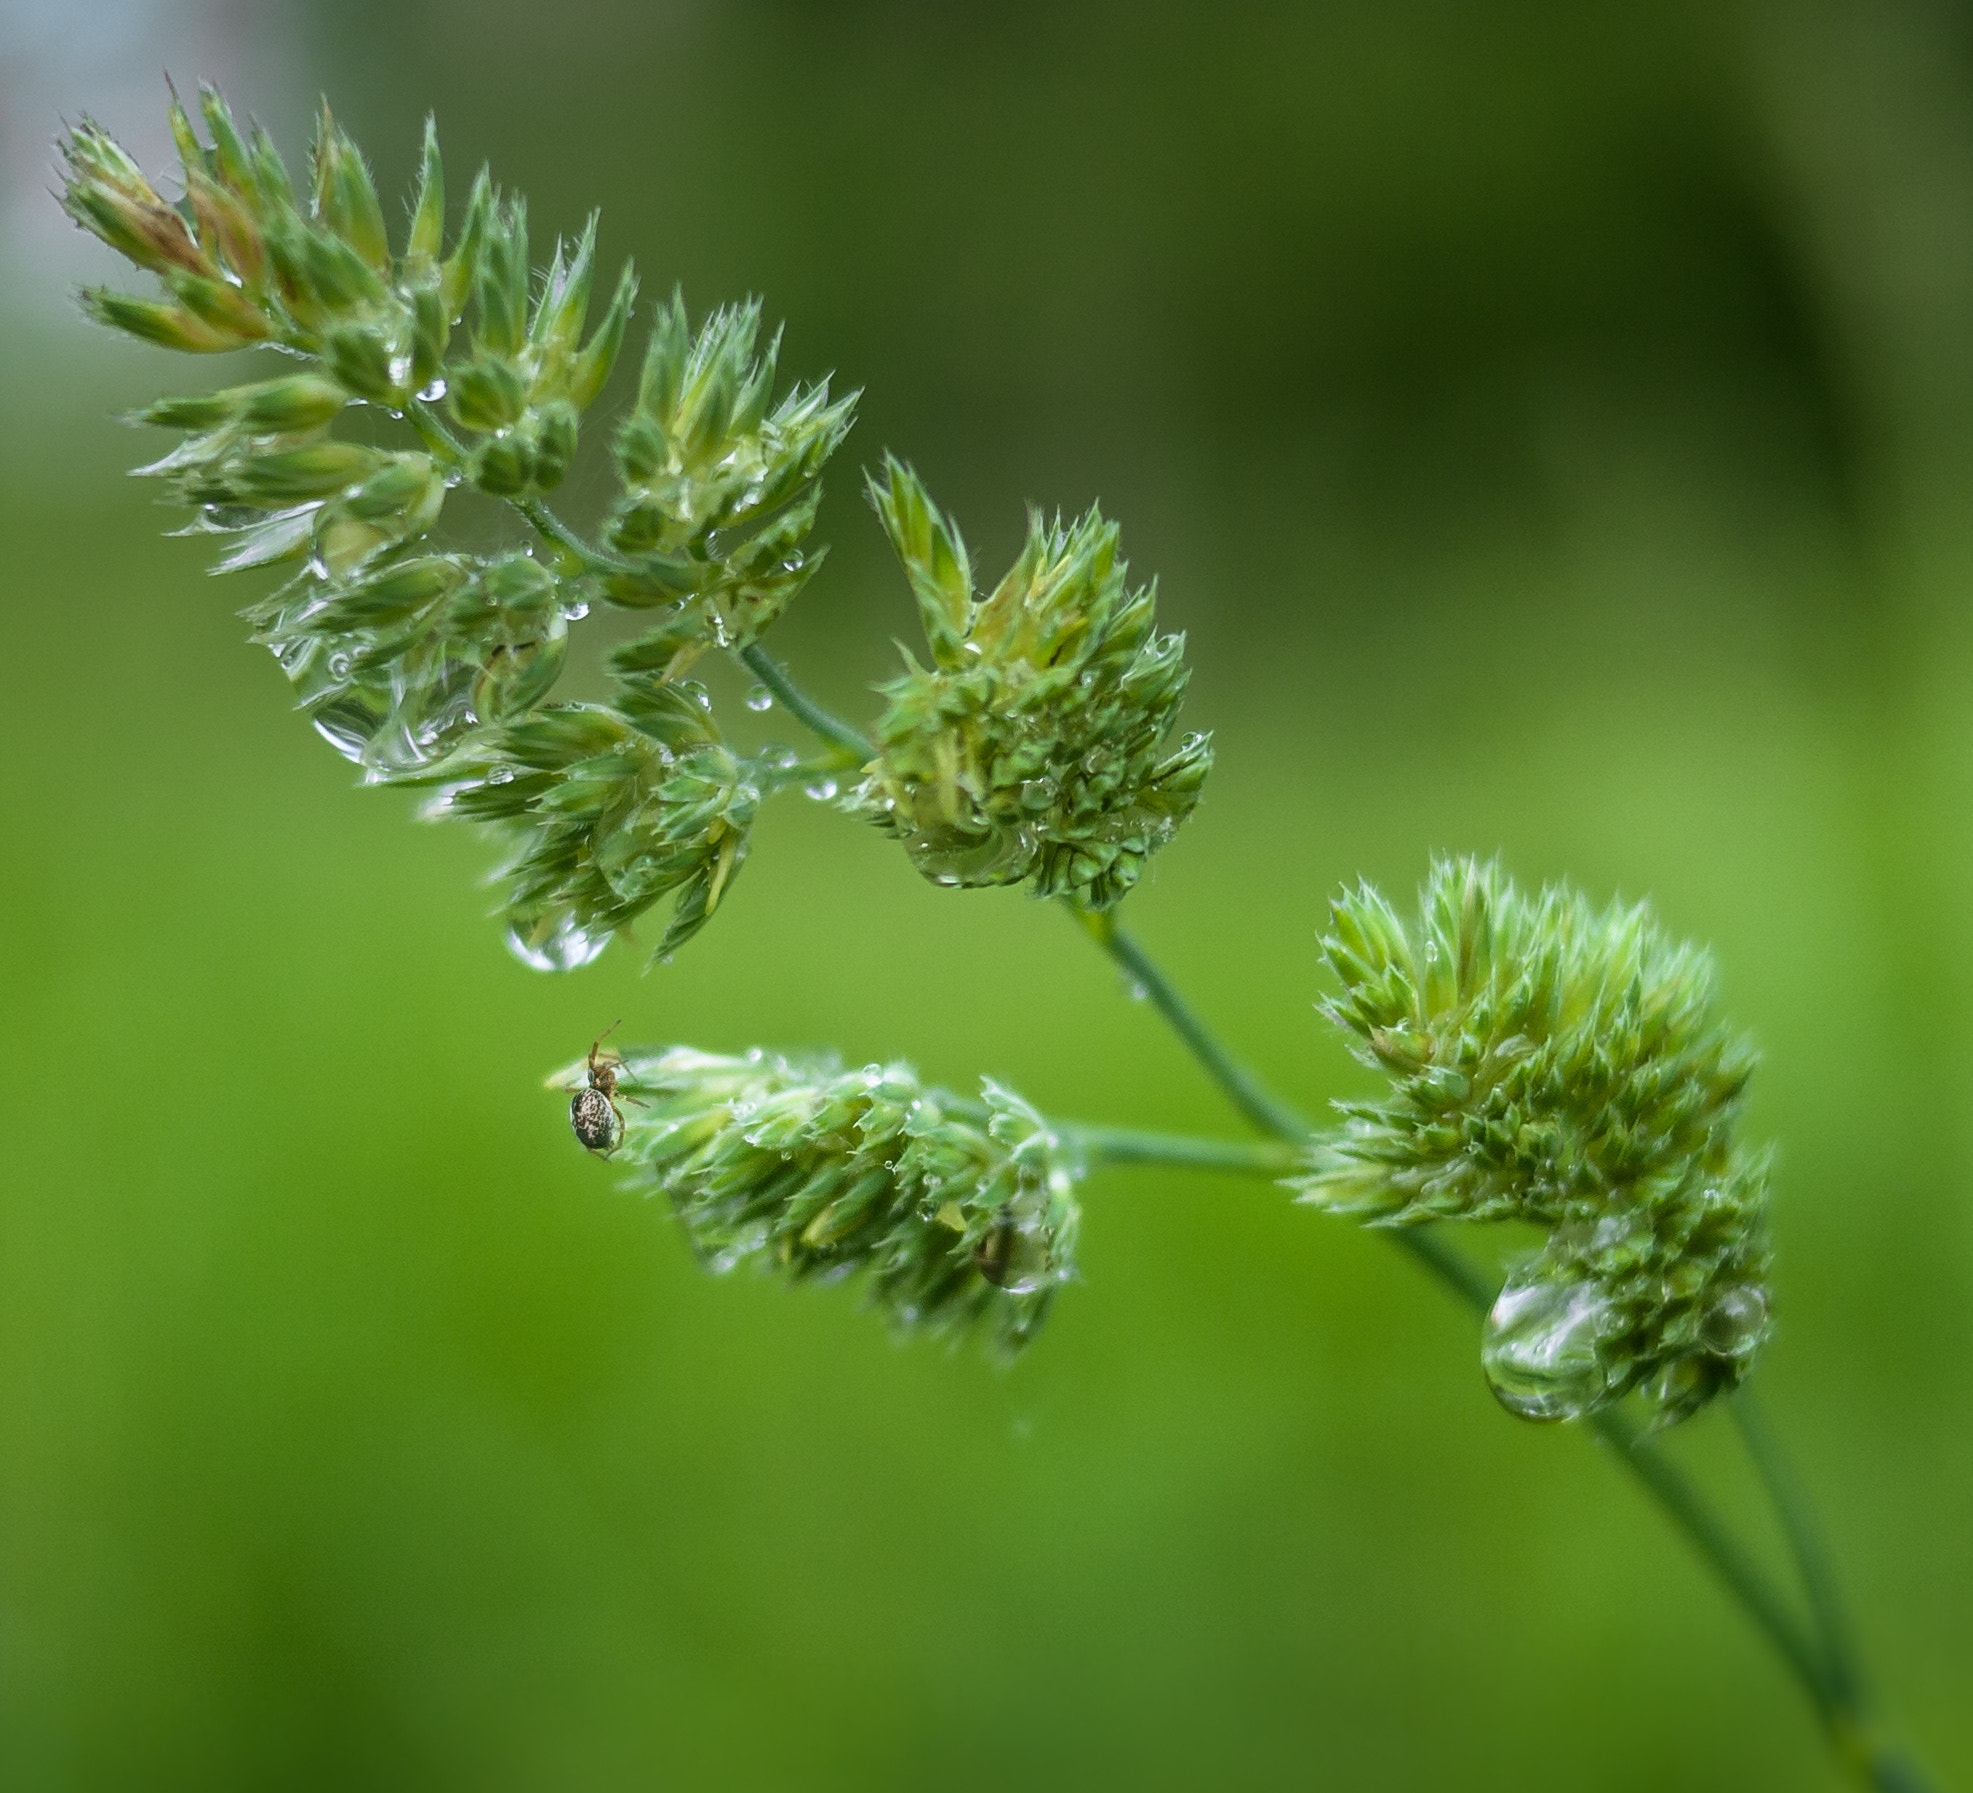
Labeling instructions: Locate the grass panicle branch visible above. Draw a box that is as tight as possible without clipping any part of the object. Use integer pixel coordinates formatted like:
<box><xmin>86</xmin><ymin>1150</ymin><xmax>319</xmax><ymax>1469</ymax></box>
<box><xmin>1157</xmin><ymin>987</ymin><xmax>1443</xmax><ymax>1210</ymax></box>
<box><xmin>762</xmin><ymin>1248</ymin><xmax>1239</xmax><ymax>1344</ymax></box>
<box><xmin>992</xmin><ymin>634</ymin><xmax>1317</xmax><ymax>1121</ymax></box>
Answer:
<box><xmin>64</xmin><ymin>87</ymin><xmax>1937</xmax><ymax>1793</ymax></box>
<box><xmin>62</xmin><ymin>94</ymin><xmax>859</xmax><ymax>970</ymax></box>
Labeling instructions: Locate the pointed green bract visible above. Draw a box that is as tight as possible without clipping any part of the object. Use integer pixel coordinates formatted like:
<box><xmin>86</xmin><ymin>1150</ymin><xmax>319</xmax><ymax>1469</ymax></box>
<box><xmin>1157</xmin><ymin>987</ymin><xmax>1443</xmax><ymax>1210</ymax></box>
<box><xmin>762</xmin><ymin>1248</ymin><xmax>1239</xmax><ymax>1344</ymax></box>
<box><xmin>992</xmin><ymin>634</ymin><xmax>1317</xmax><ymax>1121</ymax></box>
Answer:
<box><xmin>549</xmin><ymin>1047</ymin><xmax>1082</xmax><ymax>1352</ymax></box>
<box><xmin>405</xmin><ymin>117</ymin><xmax>445</xmax><ymax>268</ymax></box>
<box><xmin>852</xmin><ymin>459</ymin><xmax>1213</xmax><ymax>910</ymax></box>
<box><xmin>1296</xmin><ymin>855</ymin><xmax>1772</xmax><ymax>1427</ymax></box>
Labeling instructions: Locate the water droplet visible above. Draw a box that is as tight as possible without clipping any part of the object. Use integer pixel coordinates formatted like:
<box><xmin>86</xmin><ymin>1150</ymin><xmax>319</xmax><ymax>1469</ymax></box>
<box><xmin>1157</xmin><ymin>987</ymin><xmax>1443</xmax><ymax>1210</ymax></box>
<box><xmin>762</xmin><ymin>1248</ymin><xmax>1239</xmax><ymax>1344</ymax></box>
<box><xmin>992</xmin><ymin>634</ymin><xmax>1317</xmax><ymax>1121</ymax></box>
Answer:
<box><xmin>745</xmin><ymin>684</ymin><xmax>774</xmax><ymax>712</ymax></box>
<box><xmin>1122</xmin><ymin>978</ymin><xmax>1149</xmax><ymax>1002</ymax></box>
<box><xmin>564</xmin><ymin>600</ymin><xmax>590</xmax><ymax>622</ymax></box>
<box><xmin>325</xmin><ymin>650</ymin><xmax>353</xmax><ymax>680</ymax></box>
<box><xmin>1701</xmin><ymin>1284</ymin><xmax>1769</xmax><ymax>1360</ymax></box>
<box><xmin>485</xmin><ymin>765</ymin><xmax>515</xmax><ymax>785</ymax></box>
<box><xmin>417</xmin><ymin>378</ymin><xmax>448</xmax><ymax>403</ymax></box>
<box><xmin>1481</xmin><ymin>1274</ymin><xmax>1616</xmax><ymax>1421</ymax></box>
<box><xmin>804</xmin><ymin>778</ymin><xmax>839</xmax><ymax>801</ymax></box>
<box><xmin>504</xmin><ymin>914</ymin><xmax>608</xmax><ymax>972</ymax></box>
<box><xmin>974</xmin><ymin>1213</ymin><xmax>1055</xmax><ymax>1295</ymax></box>
<box><xmin>899</xmin><ymin>822</ymin><xmax>1038</xmax><ymax>886</ymax></box>
<box><xmin>311</xmin><ymin>713</ymin><xmax>370</xmax><ymax>762</ymax></box>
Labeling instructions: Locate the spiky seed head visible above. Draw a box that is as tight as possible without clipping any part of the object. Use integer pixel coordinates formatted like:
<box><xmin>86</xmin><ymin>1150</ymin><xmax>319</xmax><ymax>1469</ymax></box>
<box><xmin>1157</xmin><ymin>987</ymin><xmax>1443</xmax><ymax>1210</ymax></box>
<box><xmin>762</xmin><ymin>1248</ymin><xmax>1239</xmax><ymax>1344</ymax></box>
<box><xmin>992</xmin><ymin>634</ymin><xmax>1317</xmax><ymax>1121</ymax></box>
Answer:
<box><xmin>1293</xmin><ymin>855</ymin><xmax>1771</xmax><ymax>1428</ymax></box>
<box><xmin>852</xmin><ymin>457</ymin><xmax>1212</xmax><ymax>911</ymax></box>
<box><xmin>551</xmin><ymin>1046</ymin><xmax>1083</xmax><ymax>1352</ymax></box>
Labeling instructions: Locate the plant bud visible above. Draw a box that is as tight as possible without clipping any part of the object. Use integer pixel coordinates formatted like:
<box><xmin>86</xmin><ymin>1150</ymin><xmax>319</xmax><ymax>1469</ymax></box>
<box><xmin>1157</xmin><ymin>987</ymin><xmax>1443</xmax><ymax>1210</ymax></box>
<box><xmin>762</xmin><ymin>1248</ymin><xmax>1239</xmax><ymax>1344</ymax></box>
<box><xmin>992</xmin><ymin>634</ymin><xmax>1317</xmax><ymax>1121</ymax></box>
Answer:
<box><xmin>568</xmin><ymin>262</ymin><xmax>637</xmax><ymax>412</ymax></box>
<box><xmin>470</xmin><ymin>433</ymin><xmax>531</xmax><ymax>496</ymax></box>
<box><xmin>449</xmin><ymin>358</ymin><xmax>526</xmax><ymax>432</ymax></box>
<box><xmin>165</xmin><ymin>272</ymin><xmax>272</xmax><ymax>342</ymax></box>
<box><xmin>325</xmin><ymin>325</ymin><xmax>401</xmax><ymax>404</ymax></box>
<box><xmin>529</xmin><ymin>402</ymin><xmax>579</xmax><ymax>491</ymax></box>
<box><xmin>441</xmin><ymin>168</ymin><xmax>493</xmax><ymax>319</ymax></box>
<box><xmin>311</xmin><ymin>104</ymin><xmax>390</xmax><ymax>273</ymax></box>
<box><xmin>81</xmin><ymin>287</ymin><xmax>246</xmax><ymax>353</ymax></box>
<box><xmin>239</xmin><ymin>375</ymin><xmax>348</xmax><ymax>434</ymax></box>
<box><xmin>197</xmin><ymin>87</ymin><xmax>259</xmax><ymax>202</ymax></box>
<box><xmin>299</xmin><ymin>226</ymin><xmax>386</xmax><ymax>315</ymax></box>
<box><xmin>405</xmin><ymin>118</ymin><xmax>446</xmax><ymax>270</ymax></box>
<box><xmin>185</xmin><ymin>168</ymin><xmax>265</xmax><ymax>289</ymax></box>
<box><xmin>238</xmin><ymin>440</ymin><xmax>378</xmax><ymax>502</ymax></box>
<box><xmin>133</xmin><ymin>391</ymin><xmax>240</xmax><ymax>431</ymax></box>
<box><xmin>343</xmin><ymin>453</ymin><xmax>439</xmax><ymax>521</ymax></box>
<box><xmin>409</xmin><ymin>283</ymin><xmax>449</xmax><ymax>390</ymax></box>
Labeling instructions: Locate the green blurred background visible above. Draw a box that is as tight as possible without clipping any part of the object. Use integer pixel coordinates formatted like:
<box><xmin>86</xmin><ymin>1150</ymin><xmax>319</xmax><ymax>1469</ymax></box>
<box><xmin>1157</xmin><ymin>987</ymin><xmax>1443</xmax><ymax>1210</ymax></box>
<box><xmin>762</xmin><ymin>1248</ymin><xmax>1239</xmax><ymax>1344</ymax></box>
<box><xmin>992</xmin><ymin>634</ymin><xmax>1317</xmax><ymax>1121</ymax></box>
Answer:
<box><xmin>2</xmin><ymin>2</ymin><xmax>1970</xmax><ymax>1787</ymax></box>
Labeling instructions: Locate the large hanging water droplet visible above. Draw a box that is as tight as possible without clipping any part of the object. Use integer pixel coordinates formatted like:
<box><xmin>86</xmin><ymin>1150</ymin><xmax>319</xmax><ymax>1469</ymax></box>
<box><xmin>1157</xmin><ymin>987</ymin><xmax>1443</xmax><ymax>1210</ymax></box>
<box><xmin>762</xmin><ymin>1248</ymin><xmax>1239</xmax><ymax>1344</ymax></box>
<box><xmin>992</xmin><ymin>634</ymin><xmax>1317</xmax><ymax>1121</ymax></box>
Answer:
<box><xmin>1481</xmin><ymin>1274</ymin><xmax>1616</xmax><ymax>1421</ymax></box>
<box><xmin>974</xmin><ymin>1213</ymin><xmax>1055</xmax><ymax>1295</ymax></box>
<box><xmin>745</xmin><ymin>684</ymin><xmax>774</xmax><ymax>712</ymax></box>
<box><xmin>803</xmin><ymin>777</ymin><xmax>838</xmax><ymax>801</ymax></box>
<box><xmin>1700</xmin><ymin>1284</ymin><xmax>1769</xmax><ymax>1360</ymax></box>
<box><xmin>899</xmin><ymin>821</ymin><xmax>1038</xmax><ymax>887</ymax></box>
<box><xmin>504</xmin><ymin>914</ymin><xmax>609</xmax><ymax>972</ymax></box>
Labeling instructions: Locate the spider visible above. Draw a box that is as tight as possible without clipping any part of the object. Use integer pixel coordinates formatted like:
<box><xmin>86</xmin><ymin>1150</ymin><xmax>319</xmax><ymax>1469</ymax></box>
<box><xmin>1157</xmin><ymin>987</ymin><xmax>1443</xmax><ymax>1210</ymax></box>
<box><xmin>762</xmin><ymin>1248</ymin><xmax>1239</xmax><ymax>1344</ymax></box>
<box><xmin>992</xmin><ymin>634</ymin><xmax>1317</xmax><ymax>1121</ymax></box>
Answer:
<box><xmin>570</xmin><ymin>1022</ymin><xmax>630</xmax><ymax>1155</ymax></box>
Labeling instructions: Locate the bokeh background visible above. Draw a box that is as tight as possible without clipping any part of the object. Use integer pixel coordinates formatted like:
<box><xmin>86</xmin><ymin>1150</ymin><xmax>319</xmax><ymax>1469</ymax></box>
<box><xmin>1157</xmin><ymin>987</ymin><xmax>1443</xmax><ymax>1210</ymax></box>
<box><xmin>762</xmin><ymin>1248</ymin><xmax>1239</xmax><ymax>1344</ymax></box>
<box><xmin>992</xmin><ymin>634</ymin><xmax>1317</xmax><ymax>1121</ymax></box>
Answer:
<box><xmin>3</xmin><ymin>2</ymin><xmax>1971</xmax><ymax>1787</ymax></box>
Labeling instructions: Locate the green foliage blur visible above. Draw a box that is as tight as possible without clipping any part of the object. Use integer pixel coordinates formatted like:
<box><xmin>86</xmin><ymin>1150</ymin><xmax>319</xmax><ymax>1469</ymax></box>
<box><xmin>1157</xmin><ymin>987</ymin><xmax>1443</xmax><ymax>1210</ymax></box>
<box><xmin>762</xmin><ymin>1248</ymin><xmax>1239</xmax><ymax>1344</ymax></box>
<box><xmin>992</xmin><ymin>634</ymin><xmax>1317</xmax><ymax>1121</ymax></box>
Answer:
<box><xmin>1</xmin><ymin>3</ymin><xmax>1969</xmax><ymax>1788</ymax></box>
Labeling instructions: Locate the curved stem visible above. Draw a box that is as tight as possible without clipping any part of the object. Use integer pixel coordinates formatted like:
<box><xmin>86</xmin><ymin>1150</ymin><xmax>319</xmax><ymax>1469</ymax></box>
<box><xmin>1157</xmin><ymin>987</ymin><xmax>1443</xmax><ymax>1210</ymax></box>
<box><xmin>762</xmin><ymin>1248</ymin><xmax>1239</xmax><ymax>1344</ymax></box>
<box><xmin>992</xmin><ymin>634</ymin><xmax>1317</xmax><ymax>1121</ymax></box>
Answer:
<box><xmin>1063</xmin><ymin>1124</ymin><xmax>1298</xmax><ymax>1177</ymax></box>
<box><xmin>516</xmin><ymin>496</ymin><xmax>631</xmax><ymax>574</ymax></box>
<box><xmin>1076</xmin><ymin>908</ymin><xmax>1315</xmax><ymax>1141</ymax></box>
<box><xmin>737</xmin><ymin>642</ymin><xmax>875</xmax><ymax>763</ymax></box>
<box><xmin>751</xmin><ymin>751</ymin><xmax>859</xmax><ymax>795</ymax></box>
<box><xmin>407</xmin><ymin>400</ymin><xmax>633</xmax><ymax>579</ymax></box>
<box><xmin>1369</xmin><ymin>1226</ymin><xmax>1835</xmax><ymax>1730</ymax></box>
<box><xmin>1735</xmin><ymin>1389</ymin><xmax>1865</xmax><ymax>1710</ymax></box>
<box><xmin>741</xmin><ymin>645</ymin><xmax>1935</xmax><ymax>1792</ymax></box>
<box><xmin>1733</xmin><ymin>1392</ymin><xmax>1933</xmax><ymax>1792</ymax></box>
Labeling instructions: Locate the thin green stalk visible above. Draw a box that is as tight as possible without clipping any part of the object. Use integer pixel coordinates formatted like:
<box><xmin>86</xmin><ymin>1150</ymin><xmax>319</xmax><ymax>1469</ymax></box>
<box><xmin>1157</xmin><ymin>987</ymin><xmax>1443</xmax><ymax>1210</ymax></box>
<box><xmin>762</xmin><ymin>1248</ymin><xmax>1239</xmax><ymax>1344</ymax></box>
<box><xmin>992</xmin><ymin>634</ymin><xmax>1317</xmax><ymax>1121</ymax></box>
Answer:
<box><xmin>753</xmin><ymin>752</ymin><xmax>857</xmax><ymax>795</ymax></box>
<box><xmin>407</xmin><ymin>400</ymin><xmax>633</xmax><ymax>580</ymax></box>
<box><xmin>1735</xmin><ymin>1389</ymin><xmax>1865</xmax><ymax>1711</ymax></box>
<box><xmin>736</xmin><ymin>642</ymin><xmax>875</xmax><ymax>764</ymax></box>
<box><xmin>718</xmin><ymin>646</ymin><xmax>1936</xmax><ymax>1793</ymax></box>
<box><xmin>1075</xmin><ymin>908</ymin><xmax>1315</xmax><ymax>1141</ymax></box>
<box><xmin>1377</xmin><ymin>1231</ymin><xmax>1832</xmax><ymax>1722</ymax></box>
<box><xmin>1734</xmin><ymin>1392</ymin><xmax>1932</xmax><ymax>1793</ymax></box>
<box><xmin>1063</xmin><ymin>1124</ymin><xmax>1298</xmax><ymax>1177</ymax></box>
<box><xmin>517</xmin><ymin>496</ymin><xmax>632</xmax><ymax>574</ymax></box>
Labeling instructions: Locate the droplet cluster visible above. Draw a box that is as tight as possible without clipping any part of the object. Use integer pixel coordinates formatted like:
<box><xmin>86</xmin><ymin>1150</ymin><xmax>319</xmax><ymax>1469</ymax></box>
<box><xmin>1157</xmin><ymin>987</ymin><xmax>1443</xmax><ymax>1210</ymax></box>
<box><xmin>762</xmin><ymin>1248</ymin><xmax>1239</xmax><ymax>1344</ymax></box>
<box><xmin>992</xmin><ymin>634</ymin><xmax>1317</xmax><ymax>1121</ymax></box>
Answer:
<box><xmin>1295</xmin><ymin>856</ymin><xmax>1772</xmax><ymax>1426</ymax></box>
<box><xmin>555</xmin><ymin>1045</ymin><xmax>1082</xmax><ymax>1352</ymax></box>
